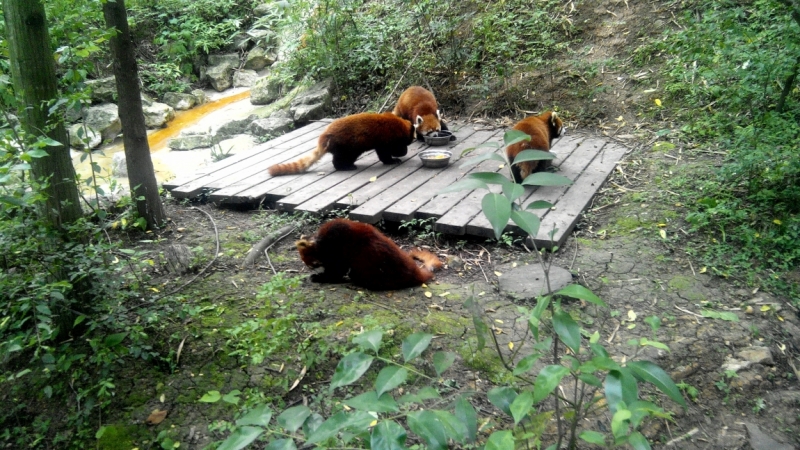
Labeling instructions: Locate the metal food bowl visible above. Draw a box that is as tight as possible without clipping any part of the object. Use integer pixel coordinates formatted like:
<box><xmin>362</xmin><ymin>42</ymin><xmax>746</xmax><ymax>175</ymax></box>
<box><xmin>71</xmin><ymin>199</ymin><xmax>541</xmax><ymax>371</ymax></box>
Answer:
<box><xmin>423</xmin><ymin>130</ymin><xmax>454</xmax><ymax>146</ymax></box>
<box><xmin>419</xmin><ymin>149</ymin><xmax>452</xmax><ymax>168</ymax></box>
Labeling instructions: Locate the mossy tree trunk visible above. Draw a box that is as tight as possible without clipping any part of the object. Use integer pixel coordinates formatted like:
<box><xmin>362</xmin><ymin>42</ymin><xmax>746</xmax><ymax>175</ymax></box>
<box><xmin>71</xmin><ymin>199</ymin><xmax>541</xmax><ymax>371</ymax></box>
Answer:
<box><xmin>103</xmin><ymin>0</ymin><xmax>166</xmax><ymax>229</ymax></box>
<box><xmin>3</xmin><ymin>0</ymin><xmax>83</xmax><ymax>227</ymax></box>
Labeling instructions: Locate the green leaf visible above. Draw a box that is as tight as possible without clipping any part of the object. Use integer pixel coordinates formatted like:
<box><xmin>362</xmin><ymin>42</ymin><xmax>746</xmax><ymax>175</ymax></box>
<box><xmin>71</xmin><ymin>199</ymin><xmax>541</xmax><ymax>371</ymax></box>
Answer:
<box><xmin>375</xmin><ymin>366</ymin><xmax>408</xmax><ymax>397</ymax></box>
<box><xmin>644</xmin><ymin>315</ymin><xmax>661</xmax><ymax>332</ymax></box>
<box><xmin>504</xmin><ymin>129</ymin><xmax>531</xmax><ymax>147</ymax></box>
<box><xmin>526</xmin><ymin>200</ymin><xmax>554</xmax><ymax>210</ymax></box>
<box><xmin>353</xmin><ymin>329</ymin><xmax>383</xmax><ymax>353</ymax></box>
<box><xmin>503</xmin><ymin>182</ymin><xmax>525</xmax><ymax>202</ymax></box>
<box><xmin>700</xmin><ymin>309</ymin><xmax>739</xmax><ymax>321</ymax></box>
<box><xmin>26</xmin><ymin>148</ymin><xmax>49</xmax><ymax>158</ymax></box>
<box><xmin>199</xmin><ymin>391</ymin><xmax>222</xmax><ymax>403</ymax></box>
<box><xmin>522</xmin><ymin>172</ymin><xmax>573</xmax><ymax>186</ymax></box>
<box><xmin>472</xmin><ymin>314</ymin><xmax>487</xmax><ymax>350</ymax></box>
<box><xmin>482</xmin><ymin>193</ymin><xmax>512</xmax><ymax>239</ymax></box>
<box><xmin>407</xmin><ymin>411</ymin><xmax>448</xmax><ymax>450</ymax></box>
<box><xmin>638</xmin><ymin>337</ymin><xmax>670</xmax><ymax>352</ymax></box>
<box><xmin>370</xmin><ymin>420</ymin><xmax>407</xmax><ymax>450</ymax></box>
<box><xmin>487</xmin><ymin>386</ymin><xmax>517</xmax><ymax>416</ymax></box>
<box><xmin>485</xmin><ymin>430</ymin><xmax>515</xmax><ymax>450</ymax></box>
<box><xmin>103</xmin><ymin>332</ymin><xmax>127</xmax><ymax>347</ymax></box>
<box><xmin>610</xmin><ymin>408</ymin><xmax>632</xmax><ymax>440</ymax></box>
<box><xmin>276</xmin><ymin>405</ymin><xmax>311</xmax><ymax>433</ymax></box>
<box><xmin>511</xmin><ymin>210</ymin><xmax>541</xmax><ymax>238</ymax></box>
<box><xmin>459</xmin><ymin>150</ymin><xmax>505</xmax><ymax>169</ymax></box>
<box><xmin>432</xmin><ymin>351</ymin><xmax>456</xmax><ymax>377</ymax></box>
<box><xmin>469</xmin><ymin>172</ymin><xmax>511</xmax><ymax>185</ymax></box>
<box><xmin>627</xmin><ymin>360</ymin><xmax>687</xmax><ymax>408</ymax></box>
<box><xmin>432</xmin><ymin>410</ymin><xmax>468</xmax><ymax>443</ymax></box>
<box><xmin>265</xmin><ymin>438</ymin><xmax>297</xmax><ymax>450</ymax></box>
<box><xmin>455</xmin><ymin>396</ymin><xmax>478</xmax><ymax>443</ymax></box>
<box><xmin>438</xmin><ymin>177</ymin><xmax>489</xmax><ymax>195</ymax></box>
<box><xmin>577</xmin><ymin>373</ymin><xmax>603</xmax><ymax>387</ymax></box>
<box><xmin>512</xmin><ymin>353</ymin><xmax>542</xmax><ymax>376</ymax></box>
<box><xmin>510</xmin><ymin>391</ymin><xmax>534</xmax><ymax>424</ymax></box>
<box><xmin>532</xmin><ymin>365</ymin><xmax>570</xmax><ymax>404</ymax></box>
<box><xmin>96</xmin><ymin>426</ymin><xmax>107</xmax><ymax>439</ymax></box>
<box><xmin>302</xmin><ymin>413</ymin><xmax>324</xmax><ymax>437</ymax></box>
<box><xmin>329</xmin><ymin>352</ymin><xmax>374</xmax><ymax>391</ymax></box>
<box><xmin>343</xmin><ymin>391</ymin><xmax>399</xmax><ymax>413</ymax></box>
<box><xmin>604</xmin><ymin>369</ymin><xmax>638</xmax><ymax>413</ymax></box>
<box><xmin>222</xmin><ymin>390</ymin><xmax>241</xmax><ymax>405</ymax></box>
<box><xmin>529</xmin><ymin>296</ymin><xmax>551</xmax><ymax>340</ymax></box>
<box><xmin>416</xmin><ymin>386</ymin><xmax>441</xmax><ymax>400</ymax></box>
<box><xmin>511</xmin><ymin>149</ymin><xmax>556</xmax><ymax>164</ymax></box>
<box><xmin>627</xmin><ymin>431</ymin><xmax>652</xmax><ymax>450</ymax></box>
<box><xmin>556</xmin><ymin>284</ymin><xmax>606</xmax><ymax>307</ymax></box>
<box><xmin>402</xmin><ymin>332</ymin><xmax>433</xmax><ymax>362</ymax></box>
<box><xmin>236</xmin><ymin>404</ymin><xmax>272</xmax><ymax>427</ymax></box>
<box><xmin>217</xmin><ymin>426</ymin><xmax>264</xmax><ymax>450</ymax></box>
<box><xmin>579</xmin><ymin>430</ymin><xmax>606</xmax><ymax>445</ymax></box>
<box><xmin>553</xmin><ymin>311</ymin><xmax>581</xmax><ymax>353</ymax></box>
<box><xmin>306</xmin><ymin>411</ymin><xmax>374</xmax><ymax>445</ymax></box>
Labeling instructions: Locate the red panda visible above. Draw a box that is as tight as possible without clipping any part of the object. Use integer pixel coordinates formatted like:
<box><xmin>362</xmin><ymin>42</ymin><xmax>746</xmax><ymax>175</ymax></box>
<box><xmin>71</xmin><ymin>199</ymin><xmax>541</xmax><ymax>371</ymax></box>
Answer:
<box><xmin>392</xmin><ymin>86</ymin><xmax>448</xmax><ymax>142</ymax></box>
<box><xmin>506</xmin><ymin>111</ymin><xmax>564</xmax><ymax>184</ymax></box>
<box><xmin>268</xmin><ymin>112</ymin><xmax>417</xmax><ymax>176</ymax></box>
<box><xmin>295</xmin><ymin>218</ymin><xmax>443</xmax><ymax>291</ymax></box>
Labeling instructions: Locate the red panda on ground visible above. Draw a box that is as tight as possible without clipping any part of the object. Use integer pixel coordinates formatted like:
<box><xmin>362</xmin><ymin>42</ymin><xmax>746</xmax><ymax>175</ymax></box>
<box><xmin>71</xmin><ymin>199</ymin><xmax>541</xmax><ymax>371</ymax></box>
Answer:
<box><xmin>392</xmin><ymin>86</ymin><xmax>449</xmax><ymax>142</ymax></box>
<box><xmin>505</xmin><ymin>111</ymin><xmax>564</xmax><ymax>184</ymax></box>
<box><xmin>295</xmin><ymin>218</ymin><xmax>443</xmax><ymax>291</ymax></box>
<box><xmin>268</xmin><ymin>112</ymin><xmax>417</xmax><ymax>176</ymax></box>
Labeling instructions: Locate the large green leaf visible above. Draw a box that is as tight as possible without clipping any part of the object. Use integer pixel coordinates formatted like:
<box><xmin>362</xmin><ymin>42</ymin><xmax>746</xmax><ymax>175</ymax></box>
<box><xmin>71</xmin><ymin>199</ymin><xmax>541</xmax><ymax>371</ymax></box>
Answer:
<box><xmin>487</xmin><ymin>386</ymin><xmax>517</xmax><ymax>416</ymax></box>
<box><xmin>485</xmin><ymin>430</ymin><xmax>515</xmax><ymax>450</ymax></box>
<box><xmin>401</xmin><ymin>332</ymin><xmax>433</xmax><ymax>362</ymax></box>
<box><xmin>482</xmin><ymin>193</ymin><xmax>512</xmax><ymax>239</ymax></box>
<box><xmin>438</xmin><ymin>178</ymin><xmax>489</xmax><ymax>195</ymax></box>
<box><xmin>513</xmin><ymin>353</ymin><xmax>542</xmax><ymax>376</ymax></box>
<box><xmin>510</xmin><ymin>391</ymin><xmax>534</xmax><ymax>424</ymax></box>
<box><xmin>503</xmin><ymin>182</ymin><xmax>526</xmax><ymax>203</ymax></box>
<box><xmin>610</xmin><ymin>408</ymin><xmax>632</xmax><ymax>441</ymax></box>
<box><xmin>375</xmin><ymin>366</ymin><xmax>408</xmax><ymax>397</ymax></box>
<box><xmin>217</xmin><ymin>426</ymin><xmax>264</xmax><ymax>450</ymax></box>
<box><xmin>511</xmin><ymin>149</ymin><xmax>556</xmax><ymax>164</ymax></box>
<box><xmin>521</xmin><ymin>172</ymin><xmax>573</xmax><ymax>187</ymax></box>
<box><xmin>306</xmin><ymin>411</ymin><xmax>374</xmax><ymax>445</ymax></box>
<box><xmin>343</xmin><ymin>391</ymin><xmax>399</xmax><ymax>413</ymax></box>
<box><xmin>604</xmin><ymin>369</ymin><xmax>639</xmax><ymax>413</ymax></box>
<box><xmin>407</xmin><ymin>411</ymin><xmax>448</xmax><ymax>450</ymax></box>
<box><xmin>432</xmin><ymin>351</ymin><xmax>456</xmax><ymax>377</ymax></box>
<box><xmin>370</xmin><ymin>420</ymin><xmax>407</xmax><ymax>450</ymax></box>
<box><xmin>627</xmin><ymin>360</ymin><xmax>687</xmax><ymax>408</ymax></box>
<box><xmin>556</xmin><ymin>284</ymin><xmax>606</xmax><ymax>306</ymax></box>
<box><xmin>103</xmin><ymin>332</ymin><xmax>127</xmax><ymax>347</ymax></box>
<box><xmin>529</xmin><ymin>296</ymin><xmax>551</xmax><ymax>340</ymax></box>
<box><xmin>276</xmin><ymin>405</ymin><xmax>311</xmax><ymax>433</ymax></box>
<box><xmin>627</xmin><ymin>431</ymin><xmax>652</xmax><ymax>450</ymax></box>
<box><xmin>432</xmin><ymin>410</ymin><xmax>468</xmax><ymax>443</ymax></box>
<box><xmin>455</xmin><ymin>396</ymin><xmax>478</xmax><ymax>443</ymax></box>
<box><xmin>504</xmin><ymin>129</ymin><xmax>531</xmax><ymax>147</ymax></box>
<box><xmin>199</xmin><ymin>391</ymin><xmax>221</xmax><ymax>403</ymax></box>
<box><xmin>532</xmin><ymin>365</ymin><xmax>570</xmax><ymax>404</ymax></box>
<box><xmin>526</xmin><ymin>200</ymin><xmax>554</xmax><ymax>210</ymax></box>
<box><xmin>236</xmin><ymin>404</ymin><xmax>272</xmax><ymax>427</ymax></box>
<box><xmin>459</xmin><ymin>150</ymin><xmax>505</xmax><ymax>169</ymax></box>
<box><xmin>329</xmin><ymin>352</ymin><xmax>374</xmax><ymax>391</ymax></box>
<box><xmin>265</xmin><ymin>439</ymin><xmax>297</xmax><ymax>450</ymax></box>
<box><xmin>511</xmin><ymin>210</ymin><xmax>541</xmax><ymax>238</ymax></box>
<box><xmin>352</xmin><ymin>329</ymin><xmax>383</xmax><ymax>353</ymax></box>
<box><xmin>302</xmin><ymin>413</ymin><xmax>324</xmax><ymax>437</ymax></box>
<box><xmin>579</xmin><ymin>430</ymin><xmax>606</xmax><ymax>446</ymax></box>
<box><xmin>469</xmin><ymin>172</ymin><xmax>512</xmax><ymax>186</ymax></box>
<box><xmin>553</xmin><ymin>311</ymin><xmax>581</xmax><ymax>353</ymax></box>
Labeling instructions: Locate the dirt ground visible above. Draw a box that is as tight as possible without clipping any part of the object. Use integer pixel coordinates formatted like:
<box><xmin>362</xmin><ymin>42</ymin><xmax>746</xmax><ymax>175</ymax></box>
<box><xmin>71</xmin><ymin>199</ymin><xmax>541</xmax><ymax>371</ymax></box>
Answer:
<box><xmin>97</xmin><ymin>0</ymin><xmax>800</xmax><ymax>449</ymax></box>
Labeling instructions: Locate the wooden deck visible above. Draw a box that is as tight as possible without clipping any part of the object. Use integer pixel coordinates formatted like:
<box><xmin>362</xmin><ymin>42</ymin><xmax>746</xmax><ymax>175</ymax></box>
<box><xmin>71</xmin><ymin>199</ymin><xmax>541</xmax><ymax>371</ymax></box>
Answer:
<box><xmin>163</xmin><ymin>120</ymin><xmax>628</xmax><ymax>248</ymax></box>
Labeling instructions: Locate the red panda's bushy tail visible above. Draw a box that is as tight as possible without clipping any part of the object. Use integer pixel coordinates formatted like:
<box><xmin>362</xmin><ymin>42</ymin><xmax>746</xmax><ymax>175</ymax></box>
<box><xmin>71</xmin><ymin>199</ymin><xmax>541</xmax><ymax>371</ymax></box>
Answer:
<box><xmin>268</xmin><ymin>137</ymin><xmax>329</xmax><ymax>176</ymax></box>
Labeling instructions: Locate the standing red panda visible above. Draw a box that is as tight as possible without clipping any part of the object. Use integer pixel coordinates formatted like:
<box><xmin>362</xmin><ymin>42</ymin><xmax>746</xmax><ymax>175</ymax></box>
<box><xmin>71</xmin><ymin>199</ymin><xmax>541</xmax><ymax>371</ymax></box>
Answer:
<box><xmin>506</xmin><ymin>111</ymin><xmax>564</xmax><ymax>184</ymax></box>
<box><xmin>295</xmin><ymin>218</ymin><xmax>443</xmax><ymax>290</ymax></box>
<box><xmin>268</xmin><ymin>112</ymin><xmax>417</xmax><ymax>176</ymax></box>
<box><xmin>392</xmin><ymin>86</ymin><xmax>448</xmax><ymax>142</ymax></box>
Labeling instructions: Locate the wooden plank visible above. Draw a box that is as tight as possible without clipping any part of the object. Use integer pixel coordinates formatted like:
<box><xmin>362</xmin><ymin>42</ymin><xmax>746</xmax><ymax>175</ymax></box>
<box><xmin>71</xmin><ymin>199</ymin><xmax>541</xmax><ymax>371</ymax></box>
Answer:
<box><xmin>463</xmin><ymin>134</ymin><xmax>589</xmax><ymax>238</ymax></box>
<box><xmin>163</xmin><ymin>120</ymin><xmax>329</xmax><ymax>191</ymax></box>
<box><xmin>170</xmin><ymin>122</ymin><xmax>327</xmax><ymax>198</ymax></box>
<box><xmin>346</xmin><ymin>128</ymin><xmax>480</xmax><ymax>223</ymax></box>
<box><xmin>382</xmin><ymin>129</ymin><xmax>498</xmax><ymax>222</ymax></box>
<box><xmin>531</xmin><ymin>141</ymin><xmax>628</xmax><ymax>248</ymax></box>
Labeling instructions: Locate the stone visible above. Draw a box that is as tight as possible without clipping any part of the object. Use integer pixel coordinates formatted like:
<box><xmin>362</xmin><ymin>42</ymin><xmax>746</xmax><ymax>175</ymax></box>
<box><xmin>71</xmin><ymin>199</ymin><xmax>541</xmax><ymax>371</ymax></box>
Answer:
<box><xmin>250</xmin><ymin>74</ymin><xmax>284</xmax><ymax>105</ymax></box>
<box><xmin>168</xmin><ymin>127</ymin><xmax>214</xmax><ymax>150</ymax></box>
<box><xmin>744</xmin><ymin>423</ymin><xmax>794</xmax><ymax>450</ymax></box>
<box><xmin>215</xmin><ymin>115</ymin><xmax>258</xmax><ymax>139</ymax></box>
<box><xmin>84</xmin><ymin>103</ymin><xmax>122</xmax><ymax>143</ymax></box>
<box><xmin>289</xmin><ymin>79</ymin><xmax>332</xmax><ymax>124</ymax></box>
<box><xmin>243</xmin><ymin>46</ymin><xmax>274</xmax><ymax>71</ymax></box>
<box><xmin>65</xmin><ymin>104</ymin><xmax>87</xmax><ymax>123</ymax></box>
<box><xmin>736</xmin><ymin>346</ymin><xmax>773</xmax><ymax>365</ymax></box>
<box><xmin>162</xmin><ymin>92</ymin><xmax>197</xmax><ymax>111</ymax></box>
<box><xmin>229</xmin><ymin>32</ymin><xmax>251</xmax><ymax>51</ymax></box>
<box><xmin>245</xmin><ymin>116</ymin><xmax>294</xmax><ymax>137</ymax></box>
<box><xmin>290</xmin><ymin>103</ymin><xmax>328</xmax><ymax>125</ymax></box>
<box><xmin>191</xmin><ymin>89</ymin><xmax>208</xmax><ymax>105</ymax></box>
<box><xmin>207</xmin><ymin>53</ymin><xmax>241</xmax><ymax>68</ymax></box>
<box><xmin>86</xmin><ymin>77</ymin><xmax>117</xmax><ymax>103</ymax></box>
<box><xmin>111</xmin><ymin>152</ymin><xmax>127</xmax><ymax>177</ymax></box>
<box><xmin>142</xmin><ymin>102</ymin><xmax>175</xmax><ymax>128</ymax></box>
<box><xmin>68</xmin><ymin>123</ymin><xmax>102</xmax><ymax>150</ymax></box>
<box><xmin>497</xmin><ymin>263</ymin><xmax>574</xmax><ymax>300</ymax></box>
<box><xmin>140</xmin><ymin>92</ymin><xmax>155</xmax><ymax>106</ymax></box>
<box><xmin>164</xmin><ymin>244</ymin><xmax>193</xmax><ymax>274</ymax></box>
<box><xmin>233</xmin><ymin>69</ymin><xmax>259</xmax><ymax>88</ymax></box>
<box><xmin>205</xmin><ymin>62</ymin><xmax>234</xmax><ymax>92</ymax></box>
<box><xmin>253</xmin><ymin>2</ymin><xmax>272</xmax><ymax>17</ymax></box>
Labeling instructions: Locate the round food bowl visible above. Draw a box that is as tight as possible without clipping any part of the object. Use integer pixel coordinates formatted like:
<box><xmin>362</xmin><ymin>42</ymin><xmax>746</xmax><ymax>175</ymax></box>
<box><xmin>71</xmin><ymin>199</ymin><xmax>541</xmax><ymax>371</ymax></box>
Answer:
<box><xmin>423</xmin><ymin>130</ymin><xmax>454</xmax><ymax>146</ymax></box>
<box><xmin>419</xmin><ymin>149</ymin><xmax>452</xmax><ymax>168</ymax></box>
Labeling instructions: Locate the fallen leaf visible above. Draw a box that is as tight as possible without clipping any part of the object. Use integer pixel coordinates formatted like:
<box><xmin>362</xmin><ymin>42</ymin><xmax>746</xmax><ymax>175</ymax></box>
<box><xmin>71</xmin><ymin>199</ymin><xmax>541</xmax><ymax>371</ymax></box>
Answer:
<box><xmin>438</xmin><ymin>292</ymin><xmax>450</xmax><ymax>297</ymax></box>
<box><xmin>159</xmin><ymin>393</ymin><xmax>165</xmax><ymax>403</ymax></box>
<box><xmin>335</xmin><ymin>321</ymin><xmax>344</xmax><ymax>327</ymax></box>
<box><xmin>627</xmin><ymin>310</ymin><xmax>637</xmax><ymax>321</ymax></box>
<box><xmin>429</xmin><ymin>303</ymin><xmax>443</xmax><ymax>310</ymax></box>
<box><xmin>654</xmin><ymin>99</ymin><xmax>662</xmax><ymax>106</ymax></box>
<box><xmin>508</xmin><ymin>342</ymin><xmax>514</xmax><ymax>350</ymax></box>
<box><xmin>659</xmin><ymin>229</ymin><xmax>667</xmax><ymax>239</ymax></box>
<box><xmin>494</xmin><ymin>271</ymin><xmax>502</xmax><ymax>277</ymax></box>
<box><xmin>369</xmin><ymin>176</ymin><xmax>377</xmax><ymax>182</ymax></box>
<box><xmin>421</xmin><ymin>283</ymin><xmax>428</xmax><ymax>288</ymax></box>
<box><xmin>699</xmin><ymin>267</ymin><xmax>707</xmax><ymax>274</ymax></box>
<box><xmin>425</xmin><ymin>291</ymin><xmax>433</xmax><ymax>298</ymax></box>
<box><xmin>760</xmin><ymin>305</ymin><xmax>771</xmax><ymax>312</ymax></box>
<box><xmin>147</xmin><ymin>409</ymin><xmax>167</xmax><ymax>425</ymax></box>
<box><xmin>289</xmin><ymin>378</ymin><xmax>301</xmax><ymax>391</ymax></box>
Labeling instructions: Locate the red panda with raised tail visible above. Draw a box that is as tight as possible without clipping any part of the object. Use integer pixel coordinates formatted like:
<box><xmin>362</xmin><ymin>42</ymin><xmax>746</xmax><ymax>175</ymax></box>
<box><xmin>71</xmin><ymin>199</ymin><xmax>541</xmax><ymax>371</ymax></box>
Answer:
<box><xmin>505</xmin><ymin>111</ymin><xmax>564</xmax><ymax>184</ymax></box>
<box><xmin>392</xmin><ymin>86</ymin><xmax>448</xmax><ymax>142</ymax></box>
<box><xmin>295</xmin><ymin>218</ymin><xmax>443</xmax><ymax>291</ymax></box>
<box><xmin>268</xmin><ymin>112</ymin><xmax>417</xmax><ymax>176</ymax></box>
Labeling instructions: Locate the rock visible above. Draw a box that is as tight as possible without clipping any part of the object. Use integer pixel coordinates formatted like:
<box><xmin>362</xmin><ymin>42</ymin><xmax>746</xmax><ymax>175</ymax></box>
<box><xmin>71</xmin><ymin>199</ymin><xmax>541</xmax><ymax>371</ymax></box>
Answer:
<box><xmin>229</xmin><ymin>32</ymin><xmax>251</xmax><ymax>51</ymax></box>
<box><xmin>162</xmin><ymin>92</ymin><xmax>197</xmax><ymax>111</ymax></box>
<box><xmin>168</xmin><ymin>126</ymin><xmax>214</xmax><ymax>150</ymax></box>
<box><xmin>243</xmin><ymin>46</ymin><xmax>274</xmax><ymax>71</ymax></box>
<box><xmin>736</xmin><ymin>346</ymin><xmax>773</xmax><ymax>365</ymax></box>
<box><xmin>233</xmin><ymin>69</ymin><xmax>259</xmax><ymax>88</ymax></box>
<box><xmin>215</xmin><ymin>115</ymin><xmax>258</xmax><ymax>139</ymax></box>
<box><xmin>289</xmin><ymin>79</ymin><xmax>332</xmax><ymax>124</ymax></box>
<box><xmin>246</xmin><ymin>116</ymin><xmax>294</xmax><ymax>137</ymax></box>
<box><xmin>744</xmin><ymin>423</ymin><xmax>794</xmax><ymax>450</ymax></box>
<box><xmin>191</xmin><ymin>89</ymin><xmax>208</xmax><ymax>105</ymax></box>
<box><xmin>205</xmin><ymin>62</ymin><xmax>234</xmax><ymax>92</ymax></box>
<box><xmin>208</xmin><ymin>53</ymin><xmax>241</xmax><ymax>68</ymax></box>
<box><xmin>65</xmin><ymin>104</ymin><xmax>87</xmax><ymax>123</ymax></box>
<box><xmin>782</xmin><ymin>320</ymin><xmax>800</xmax><ymax>352</ymax></box>
<box><xmin>250</xmin><ymin>74</ymin><xmax>284</xmax><ymax>105</ymax></box>
<box><xmin>84</xmin><ymin>104</ymin><xmax>122</xmax><ymax>143</ymax></box>
<box><xmin>140</xmin><ymin>93</ymin><xmax>155</xmax><ymax>106</ymax></box>
<box><xmin>142</xmin><ymin>102</ymin><xmax>175</xmax><ymax>128</ymax></box>
<box><xmin>86</xmin><ymin>77</ymin><xmax>117</xmax><ymax>103</ymax></box>
<box><xmin>164</xmin><ymin>244</ymin><xmax>193</xmax><ymax>274</ymax></box>
<box><xmin>68</xmin><ymin>123</ymin><xmax>102</xmax><ymax>150</ymax></box>
<box><xmin>253</xmin><ymin>2</ymin><xmax>272</xmax><ymax>17</ymax></box>
<box><xmin>290</xmin><ymin>103</ymin><xmax>328</xmax><ymax>125</ymax></box>
<box><xmin>111</xmin><ymin>152</ymin><xmax>127</xmax><ymax>177</ymax></box>
<box><xmin>497</xmin><ymin>263</ymin><xmax>574</xmax><ymax>300</ymax></box>
<box><xmin>721</xmin><ymin>356</ymin><xmax>751</xmax><ymax>373</ymax></box>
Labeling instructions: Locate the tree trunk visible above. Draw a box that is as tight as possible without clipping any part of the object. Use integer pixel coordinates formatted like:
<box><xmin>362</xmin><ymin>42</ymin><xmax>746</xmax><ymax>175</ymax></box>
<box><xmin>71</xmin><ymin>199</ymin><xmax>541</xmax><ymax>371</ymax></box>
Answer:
<box><xmin>103</xmin><ymin>0</ymin><xmax>166</xmax><ymax>229</ymax></box>
<box><xmin>3</xmin><ymin>0</ymin><xmax>83</xmax><ymax>226</ymax></box>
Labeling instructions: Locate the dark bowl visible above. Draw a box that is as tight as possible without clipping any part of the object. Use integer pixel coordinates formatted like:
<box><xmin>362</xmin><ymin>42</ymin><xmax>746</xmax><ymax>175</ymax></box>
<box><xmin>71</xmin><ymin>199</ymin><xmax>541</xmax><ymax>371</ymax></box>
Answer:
<box><xmin>423</xmin><ymin>130</ymin><xmax>454</xmax><ymax>146</ymax></box>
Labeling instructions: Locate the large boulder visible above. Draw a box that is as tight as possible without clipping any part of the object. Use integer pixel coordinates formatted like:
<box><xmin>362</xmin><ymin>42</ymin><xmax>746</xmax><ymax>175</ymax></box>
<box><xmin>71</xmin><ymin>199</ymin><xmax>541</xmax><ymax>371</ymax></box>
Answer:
<box><xmin>86</xmin><ymin>77</ymin><xmax>117</xmax><ymax>103</ymax></box>
<box><xmin>167</xmin><ymin>126</ymin><xmax>214</xmax><ymax>150</ymax></box>
<box><xmin>111</xmin><ymin>152</ymin><xmax>127</xmax><ymax>177</ymax></box>
<box><xmin>84</xmin><ymin>103</ymin><xmax>122</xmax><ymax>143</ymax></box>
<box><xmin>246</xmin><ymin>116</ymin><xmax>294</xmax><ymax>137</ymax></box>
<box><xmin>162</xmin><ymin>92</ymin><xmax>197</xmax><ymax>111</ymax></box>
<box><xmin>253</xmin><ymin>2</ymin><xmax>273</xmax><ymax>17</ymax></box>
<box><xmin>243</xmin><ymin>47</ymin><xmax>274</xmax><ymax>71</ymax></box>
<box><xmin>143</xmin><ymin>102</ymin><xmax>175</xmax><ymax>128</ymax></box>
<box><xmin>233</xmin><ymin>69</ymin><xmax>259</xmax><ymax>88</ymax></box>
<box><xmin>191</xmin><ymin>89</ymin><xmax>208</xmax><ymax>105</ymax></box>
<box><xmin>68</xmin><ymin>123</ymin><xmax>102</xmax><ymax>150</ymax></box>
<box><xmin>250</xmin><ymin>74</ymin><xmax>284</xmax><ymax>105</ymax></box>
<box><xmin>208</xmin><ymin>53</ymin><xmax>241</xmax><ymax>68</ymax></box>
<box><xmin>289</xmin><ymin>79</ymin><xmax>332</xmax><ymax>125</ymax></box>
<box><xmin>215</xmin><ymin>115</ymin><xmax>258</xmax><ymax>139</ymax></box>
<box><xmin>205</xmin><ymin>62</ymin><xmax>234</xmax><ymax>92</ymax></box>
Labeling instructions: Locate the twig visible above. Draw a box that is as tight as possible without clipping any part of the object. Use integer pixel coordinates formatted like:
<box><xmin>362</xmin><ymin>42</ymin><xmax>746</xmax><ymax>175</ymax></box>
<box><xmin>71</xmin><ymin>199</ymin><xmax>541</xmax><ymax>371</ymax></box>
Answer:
<box><xmin>265</xmin><ymin>248</ymin><xmax>277</xmax><ymax>275</ymax></box>
<box><xmin>162</xmin><ymin>207</ymin><xmax>220</xmax><ymax>297</ymax></box>
<box><xmin>607</xmin><ymin>321</ymin><xmax>621</xmax><ymax>344</ymax></box>
<box><xmin>674</xmin><ymin>305</ymin><xmax>704</xmax><ymax>323</ymax></box>
<box><xmin>688</xmin><ymin>260</ymin><xmax>696</xmax><ymax>276</ymax></box>
<box><xmin>665</xmin><ymin>428</ymin><xmax>699</xmax><ymax>446</ymax></box>
<box><xmin>570</xmin><ymin>238</ymin><xmax>578</xmax><ymax>270</ymax></box>
<box><xmin>476</xmin><ymin>261</ymin><xmax>490</xmax><ymax>283</ymax></box>
<box><xmin>242</xmin><ymin>225</ymin><xmax>296</xmax><ymax>267</ymax></box>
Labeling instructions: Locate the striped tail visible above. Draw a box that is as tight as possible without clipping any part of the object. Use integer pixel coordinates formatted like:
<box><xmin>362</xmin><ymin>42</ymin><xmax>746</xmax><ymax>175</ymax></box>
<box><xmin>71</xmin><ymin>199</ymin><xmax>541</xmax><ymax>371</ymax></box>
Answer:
<box><xmin>268</xmin><ymin>138</ymin><xmax>329</xmax><ymax>176</ymax></box>
<box><xmin>408</xmin><ymin>248</ymin><xmax>443</xmax><ymax>275</ymax></box>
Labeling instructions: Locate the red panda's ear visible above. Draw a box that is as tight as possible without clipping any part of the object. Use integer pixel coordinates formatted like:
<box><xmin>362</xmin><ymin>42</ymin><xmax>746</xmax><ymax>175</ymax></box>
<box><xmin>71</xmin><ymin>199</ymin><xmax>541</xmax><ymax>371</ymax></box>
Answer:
<box><xmin>416</xmin><ymin>115</ymin><xmax>424</xmax><ymax>126</ymax></box>
<box><xmin>550</xmin><ymin>112</ymin><xmax>559</xmax><ymax>126</ymax></box>
<box><xmin>296</xmin><ymin>239</ymin><xmax>311</xmax><ymax>250</ymax></box>
<box><xmin>436</xmin><ymin>109</ymin><xmax>442</xmax><ymax>120</ymax></box>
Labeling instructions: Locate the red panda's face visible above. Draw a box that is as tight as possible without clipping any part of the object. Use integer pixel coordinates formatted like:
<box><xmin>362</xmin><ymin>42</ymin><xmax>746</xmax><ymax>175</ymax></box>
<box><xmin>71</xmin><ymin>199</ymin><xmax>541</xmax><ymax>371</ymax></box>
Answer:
<box><xmin>551</xmin><ymin>113</ymin><xmax>565</xmax><ymax>138</ymax></box>
<box><xmin>296</xmin><ymin>239</ymin><xmax>321</xmax><ymax>268</ymax></box>
<box><xmin>415</xmin><ymin>113</ymin><xmax>442</xmax><ymax>137</ymax></box>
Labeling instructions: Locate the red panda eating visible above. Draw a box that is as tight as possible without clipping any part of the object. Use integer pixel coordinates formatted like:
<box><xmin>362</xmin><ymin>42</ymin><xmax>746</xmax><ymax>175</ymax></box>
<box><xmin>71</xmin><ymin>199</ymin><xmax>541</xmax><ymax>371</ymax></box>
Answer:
<box><xmin>392</xmin><ymin>86</ymin><xmax>448</xmax><ymax>142</ymax></box>
<box><xmin>268</xmin><ymin>112</ymin><xmax>417</xmax><ymax>176</ymax></box>
<box><xmin>505</xmin><ymin>111</ymin><xmax>564</xmax><ymax>184</ymax></box>
<box><xmin>295</xmin><ymin>218</ymin><xmax>443</xmax><ymax>290</ymax></box>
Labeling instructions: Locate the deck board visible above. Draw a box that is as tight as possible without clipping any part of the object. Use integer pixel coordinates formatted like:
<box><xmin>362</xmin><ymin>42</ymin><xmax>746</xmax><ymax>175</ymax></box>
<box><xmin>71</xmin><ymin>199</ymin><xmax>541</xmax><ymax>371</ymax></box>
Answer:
<box><xmin>164</xmin><ymin>119</ymin><xmax>627</xmax><ymax>248</ymax></box>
